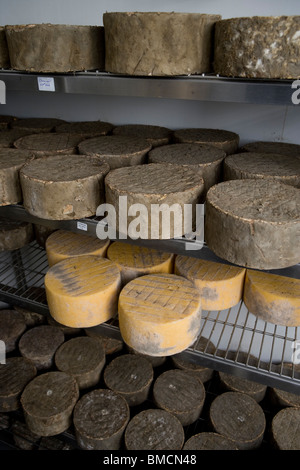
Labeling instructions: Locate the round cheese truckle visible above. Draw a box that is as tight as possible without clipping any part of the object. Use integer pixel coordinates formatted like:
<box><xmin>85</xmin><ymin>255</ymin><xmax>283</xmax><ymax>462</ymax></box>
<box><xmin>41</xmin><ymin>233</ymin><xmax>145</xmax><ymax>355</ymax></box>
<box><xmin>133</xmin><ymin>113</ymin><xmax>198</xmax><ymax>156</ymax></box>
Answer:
<box><xmin>243</xmin><ymin>269</ymin><xmax>300</xmax><ymax>327</ymax></box>
<box><xmin>224</xmin><ymin>152</ymin><xmax>300</xmax><ymax>188</ymax></box>
<box><xmin>240</xmin><ymin>141</ymin><xmax>300</xmax><ymax>159</ymax></box>
<box><xmin>0</xmin><ymin>357</ymin><xmax>37</xmax><ymax>412</ymax></box>
<box><xmin>0</xmin><ymin>217</ymin><xmax>34</xmax><ymax>252</ymax></box>
<box><xmin>205</xmin><ymin>179</ymin><xmax>300</xmax><ymax>269</ymax></box>
<box><xmin>5</xmin><ymin>24</ymin><xmax>105</xmax><ymax>73</ymax></box>
<box><xmin>105</xmin><ymin>163</ymin><xmax>204</xmax><ymax>239</ymax></box>
<box><xmin>103</xmin><ymin>12</ymin><xmax>221</xmax><ymax>76</ymax></box>
<box><xmin>0</xmin><ymin>26</ymin><xmax>10</xmax><ymax>68</ymax></box>
<box><xmin>54</xmin><ymin>120</ymin><xmax>114</xmax><ymax>137</ymax></box>
<box><xmin>106</xmin><ymin>241</ymin><xmax>174</xmax><ymax>285</ymax></box>
<box><xmin>118</xmin><ymin>273</ymin><xmax>202</xmax><ymax>357</ymax></box>
<box><xmin>173</xmin><ymin>128</ymin><xmax>239</xmax><ymax>155</ymax></box>
<box><xmin>20</xmin><ymin>155</ymin><xmax>109</xmax><ymax>220</ymax></box>
<box><xmin>271</xmin><ymin>408</ymin><xmax>300</xmax><ymax>450</ymax></box>
<box><xmin>0</xmin><ymin>148</ymin><xmax>35</xmax><ymax>206</ymax></box>
<box><xmin>10</xmin><ymin>117</ymin><xmax>66</xmax><ymax>134</ymax></box>
<box><xmin>214</xmin><ymin>16</ymin><xmax>300</xmax><ymax>79</ymax></box>
<box><xmin>21</xmin><ymin>371</ymin><xmax>79</xmax><ymax>436</ymax></box>
<box><xmin>148</xmin><ymin>142</ymin><xmax>226</xmax><ymax>196</ymax></box>
<box><xmin>183</xmin><ymin>432</ymin><xmax>239</xmax><ymax>450</ymax></box>
<box><xmin>45</xmin><ymin>255</ymin><xmax>121</xmax><ymax>328</ymax></box>
<box><xmin>78</xmin><ymin>135</ymin><xmax>152</xmax><ymax>170</ymax></box>
<box><xmin>14</xmin><ymin>132</ymin><xmax>85</xmax><ymax>156</ymax></box>
<box><xmin>0</xmin><ymin>309</ymin><xmax>27</xmax><ymax>353</ymax></box>
<box><xmin>45</xmin><ymin>229</ymin><xmax>110</xmax><ymax>267</ymax></box>
<box><xmin>112</xmin><ymin>124</ymin><xmax>172</xmax><ymax>148</ymax></box>
<box><xmin>73</xmin><ymin>389</ymin><xmax>130</xmax><ymax>450</ymax></box>
<box><xmin>175</xmin><ymin>255</ymin><xmax>246</xmax><ymax>311</ymax></box>
<box><xmin>209</xmin><ymin>391</ymin><xmax>266</xmax><ymax>450</ymax></box>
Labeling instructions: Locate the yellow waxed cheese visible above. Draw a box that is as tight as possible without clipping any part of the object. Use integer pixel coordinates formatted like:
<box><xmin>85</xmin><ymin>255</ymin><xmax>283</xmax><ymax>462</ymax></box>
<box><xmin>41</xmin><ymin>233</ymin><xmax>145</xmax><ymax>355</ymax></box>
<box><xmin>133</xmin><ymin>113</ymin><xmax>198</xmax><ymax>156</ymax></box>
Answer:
<box><xmin>175</xmin><ymin>255</ymin><xmax>246</xmax><ymax>311</ymax></box>
<box><xmin>44</xmin><ymin>255</ymin><xmax>121</xmax><ymax>328</ymax></box>
<box><xmin>45</xmin><ymin>229</ymin><xmax>110</xmax><ymax>267</ymax></box>
<box><xmin>106</xmin><ymin>241</ymin><xmax>174</xmax><ymax>285</ymax></box>
<box><xmin>243</xmin><ymin>270</ymin><xmax>300</xmax><ymax>327</ymax></box>
<box><xmin>118</xmin><ymin>273</ymin><xmax>202</xmax><ymax>357</ymax></box>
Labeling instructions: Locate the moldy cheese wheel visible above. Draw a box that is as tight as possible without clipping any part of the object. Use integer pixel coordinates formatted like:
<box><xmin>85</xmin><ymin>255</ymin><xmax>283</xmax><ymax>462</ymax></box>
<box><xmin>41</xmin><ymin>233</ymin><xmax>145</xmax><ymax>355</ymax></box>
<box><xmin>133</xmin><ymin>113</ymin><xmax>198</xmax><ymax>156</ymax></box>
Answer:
<box><xmin>0</xmin><ymin>148</ymin><xmax>35</xmax><ymax>206</ymax></box>
<box><xmin>118</xmin><ymin>273</ymin><xmax>202</xmax><ymax>357</ymax></box>
<box><xmin>45</xmin><ymin>255</ymin><xmax>121</xmax><ymax>328</ymax></box>
<box><xmin>10</xmin><ymin>117</ymin><xmax>66</xmax><ymax>133</ymax></box>
<box><xmin>243</xmin><ymin>270</ymin><xmax>300</xmax><ymax>326</ymax></box>
<box><xmin>112</xmin><ymin>124</ymin><xmax>172</xmax><ymax>148</ymax></box>
<box><xmin>106</xmin><ymin>241</ymin><xmax>174</xmax><ymax>285</ymax></box>
<box><xmin>240</xmin><ymin>141</ymin><xmax>300</xmax><ymax>159</ymax></box>
<box><xmin>46</xmin><ymin>229</ymin><xmax>110</xmax><ymax>267</ymax></box>
<box><xmin>173</xmin><ymin>128</ymin><xmax>239</xmax><ymax>155</ymax></box>
<box><xmin>175</xmin><ymin>255</ymin><xmax>245</xmax><ymax>311</ymax></box>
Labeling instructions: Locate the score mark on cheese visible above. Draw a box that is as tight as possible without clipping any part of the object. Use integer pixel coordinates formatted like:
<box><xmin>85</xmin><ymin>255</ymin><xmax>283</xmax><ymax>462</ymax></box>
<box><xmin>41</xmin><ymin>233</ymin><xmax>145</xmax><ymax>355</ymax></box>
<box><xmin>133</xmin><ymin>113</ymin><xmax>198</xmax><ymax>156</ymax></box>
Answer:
<box><xmin>243</xmin><ymin>270</ymin><xmax>300</xmax><ymax>327</ymax></box>
<box><xmin>118</xmin><ymin>273</ymin><xmax>202</xmax><ymax>357</ymax></box>
<box><xmin>175</xmin><ymin>255</ymin><xmax>246</xmax><ymax>311</ymax></box>
<box><xmin>44</xmin><ymin>255</ymin><xmax>121</xmax><ymax>328</ymax></box>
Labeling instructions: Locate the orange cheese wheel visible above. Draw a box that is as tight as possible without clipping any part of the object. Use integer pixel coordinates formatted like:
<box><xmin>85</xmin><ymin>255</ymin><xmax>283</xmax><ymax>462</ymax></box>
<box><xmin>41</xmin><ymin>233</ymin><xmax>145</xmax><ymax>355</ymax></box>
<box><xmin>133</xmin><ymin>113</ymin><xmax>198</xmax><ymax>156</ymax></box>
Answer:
<box><xmin>45</xmin><ymin>255</ymin><xmax>121</xmax><ymax>328</ymax></box>
<box><xmin>118</xmin><ymin>273</ymin><xmax>202</xmax><ymax>357</ymax></box>
<box><xmin>45</xmin><ymin>230</ymin><xmax>110</xmax><ymax>267</ymax></box>
<box><xmin>243</xmin><ymin>270</ymin><xmax>300</xmax><ymax>326</ymax></box>
<box><xmin>175</xmin><ymin>256</ymin><xmax>246</xmax><ymax>311</ymax></box>
<box><xmin>106</xmin><ymin>241</ymin><xmax>174</xmax><ymax>285</ymax></box>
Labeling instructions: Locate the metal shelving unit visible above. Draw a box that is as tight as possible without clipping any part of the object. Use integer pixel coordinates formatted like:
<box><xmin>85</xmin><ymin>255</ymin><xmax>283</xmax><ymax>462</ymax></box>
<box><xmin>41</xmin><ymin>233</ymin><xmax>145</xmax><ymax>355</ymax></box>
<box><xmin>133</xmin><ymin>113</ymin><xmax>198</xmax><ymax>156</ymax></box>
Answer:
<box><xmin>0</xmin><ymin>69</ymin><xmax>299</xmax><ymax>395</ymax></box>
<box><xmin>0</xmin><ymin>69</ymin><xmax>297</xmax><ymax>106</ymax></box>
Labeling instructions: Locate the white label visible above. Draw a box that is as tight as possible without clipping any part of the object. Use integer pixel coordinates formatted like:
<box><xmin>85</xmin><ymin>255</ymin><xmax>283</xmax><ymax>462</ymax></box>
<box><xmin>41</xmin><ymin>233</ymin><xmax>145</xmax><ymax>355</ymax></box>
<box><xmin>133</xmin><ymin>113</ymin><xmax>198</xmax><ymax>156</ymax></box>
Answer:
<box><xmin>77</xmin><ymin>221</ymin><xmax>88</xmax><ymax>232</ymax></box>
<box><xmin>0</xmin><ymin>80</ymin><xmax>6</xmax><ymax>104</ymax></box>
<box><xmin>37</xmin><ymin>77</ymin><xmax>55</xmax><ymax>92</ymax></box>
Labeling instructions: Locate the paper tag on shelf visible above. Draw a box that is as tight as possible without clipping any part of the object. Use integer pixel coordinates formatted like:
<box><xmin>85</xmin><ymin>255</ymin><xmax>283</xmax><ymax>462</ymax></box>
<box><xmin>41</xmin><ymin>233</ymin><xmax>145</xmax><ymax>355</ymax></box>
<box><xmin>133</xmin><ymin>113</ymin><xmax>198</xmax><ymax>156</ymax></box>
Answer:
<box><xmin>37</xmin><ymin>77</ymin><xmax>55</xmax><ymax>92</ymax></box>
<box><xmin>77</xmin><ymin>221</ymin><xmax>88</xmax><ymax>232</ymax></box>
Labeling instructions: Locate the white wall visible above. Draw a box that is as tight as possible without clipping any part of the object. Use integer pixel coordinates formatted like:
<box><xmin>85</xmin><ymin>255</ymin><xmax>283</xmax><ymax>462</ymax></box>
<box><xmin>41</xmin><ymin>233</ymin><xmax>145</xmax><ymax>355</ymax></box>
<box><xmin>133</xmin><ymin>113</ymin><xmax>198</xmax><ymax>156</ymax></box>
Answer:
<box><xmin>0</xmin><ymin>0</ymin><xmax>299</xmax><ymax>145</ymax></box>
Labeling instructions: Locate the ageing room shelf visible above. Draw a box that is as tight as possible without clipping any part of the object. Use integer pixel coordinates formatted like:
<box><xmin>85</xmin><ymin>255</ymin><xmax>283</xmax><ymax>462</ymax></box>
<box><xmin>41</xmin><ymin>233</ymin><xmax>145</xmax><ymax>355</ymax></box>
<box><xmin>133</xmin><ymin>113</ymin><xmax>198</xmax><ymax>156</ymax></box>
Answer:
<box><xmin>0</xmin><ymin>69</ymin><xmax>297</xmax><ymax>106</ymax></box>
<box><xmin>1</xmin><ymin>204</ymin><xmax>299</xmax><ymax>279</ymax></box>
<box><xmin>1</xmin><ymin>240</ymin><xmax>300</xmax><ymax>394</ymax></box>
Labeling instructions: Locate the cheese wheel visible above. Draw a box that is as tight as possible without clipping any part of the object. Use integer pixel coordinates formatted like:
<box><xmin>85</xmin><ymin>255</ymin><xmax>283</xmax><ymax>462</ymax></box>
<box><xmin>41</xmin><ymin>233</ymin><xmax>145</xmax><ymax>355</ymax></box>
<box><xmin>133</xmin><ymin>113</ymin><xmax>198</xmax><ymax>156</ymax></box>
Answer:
<box><xmin>112</xmin><ymin>124</ymin><xmax>172</xmax><ymax>148</ymax></box>
<box><xmin>46</xmin><ymin>230</ymin><xmax>110</xmax><ymax>267</ymax></box>
<box><xmin>0</xmin><ymin>217</ymin><xmax>34</xmax><ymax>252</ymax></box>
<box><xmin>106</xmin><ymin>241</ymin><xmax>174</xmax><ymax>285</ymax></box>
<box><xmin>209</xmin><ymin>391</ymin><xmax>266</xmax><ymax>450</ymax></box>
<box><xmin>0</xmin><ymin>357</ymin><xmax>37</xmax><ymax>412</ymax></box>
<box><xmin>73</xmin><ymin>389</ymin><xmax>130</xmax><ymax>450</ymax></box>
<box><xmin>54</xmin><ymin>336</ymin><xmax>106</xmax><ymax>389</ymax></box>
<box><xmin>173</xmin><ymin>128</ymin><xmax>239</xmax><ymax>155</ymax></box>
<box><xmin>124</xmin><ymin>409</ymin><xmax>184</xmax><ymax>450</ymax></box>
<box><xmin>5</xmin><ymin>24</ymin><xmax>105</xmax><ymax>73</ymax></box>
<box><xmin>243</xmin><ymin>270</ymin><xmax>300</xmax><ymax>326</ymax></box>
<box><xmin>175</xmin><ymin>255</ymin><xmax>245</xmax><ymax>311</ymax></box>
<box><xmin>214</xmin><ymin>16</ymin><xmax>300</xmax><ymax>79</ymax></box>
<box><xmin>183</xmin><ymin>432</ymin><xmax>239</xmax><ymax>450</ymax></box>
<box><xmin>271</xmin><ymin>408</ymin><xmax>300</xmax><ymax>450</ymax></box>
<box><xmin>218</xmin><ymin>371</ymin><xmax>267</xmax><ymax>402</ymax></box>
<box><xmin>270</xmin><ymin>387</ymin><xmax>300</xmax><ymax>409</ymax></box>
<box><xmin>78</xmin><ymin>135</ymin><xmax>152</xmax><ymax>170</ymax></box>
<box><xmin>153</xmin><ymin>369</ymin><xmax>206</xmax><ymax>426</ymax></box>
<box><xmin>105</xmin><ymin>163</ymin><xmax>204</xmax><ymax>239</ymax></box>
<box><xmin>18</xmin><ymin>325</ymin><xmax>65</xmax><ymax>370</ymax></box>
<box><xmin>224</xmin><ymin>152</ymin><xmax>300</xmax><ymax>188</ymax></box>
<box><xmin>21</xmin><ymin>371</ymin><xmax>79</xmax><ymax>436</ymax></box>
<box><xmin>45</xmin><ymin>255</ymin><xmax>121</xmax><ymax>328</ymax></box>
<box><xmin>240</xmin><ymin>141</ymin><xmax>300</xmax><ymax>159</ymax></box>
<box><xmin>55</xmin><ymin>120</ymin><xmax>114</xmax><ymax>137</ymax></box>
<box><xmin>0</xmin><ymin>129</ymin><xmax>35</xmax><ymax>148</ymax></box>
<box><xmin>0</xmin><ymin>148</ymin><xmax>35</xmax><ymax>205</ymax></box>
<box><xmin>148</xmin><ymin>142</ymin><xmax>226</xmax><ymax>196</ymax></box>
<box><xmin>14</xmin><ymin>132</ymin><xmax>85</xmax><ymax>156</ymax></box>
<box><xmin>10</xmin><ymin>117</ymin><xmax>66</xmax><ymax>134</ymax></box>
<box><xmin>103</xmin><ymin>12</ymin><xmax>221</xmax><ymax>76</ymax></box>
<box><xmin>0</xmin><ymin>309</ymin><xmax>27</xmax><ymax>352</ymax></box>
<box><xmin>118</xmin><ymin>273</ymin><xmax>202</xmax><ymax>357</ymax></box>
<box><xmin>205</xmin><ymin>179</ymin><xmax>300</xmax><ymax>269</ymax></box>
<box><xmin>20</xmin><ymin>155</ymin><xmax>109</xmax><ymax>220</ymax></box>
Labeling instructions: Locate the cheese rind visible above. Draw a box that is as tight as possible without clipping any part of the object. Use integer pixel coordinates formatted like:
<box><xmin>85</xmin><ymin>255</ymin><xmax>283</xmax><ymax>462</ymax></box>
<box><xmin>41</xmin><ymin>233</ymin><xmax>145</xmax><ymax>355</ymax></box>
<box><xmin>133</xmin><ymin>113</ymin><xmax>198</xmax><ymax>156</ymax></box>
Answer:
<box><xmin>107</xmin><ymin>241</ymin><xmax>174</xmax><ymax>284</ymax></box>
<box><xmin>243</xmin><ymin>270</ymin><xmax>300</xmax><ymax>326</ymax></box>
<box><xmin>175</xmin><ymin>255</ymin><xmax>245</xmax><ymax>311</ymax></box>
<box><xmin>46</xmin><ymin>230</ymin><xmax>110</xmax><ymax>267</ymax></box>
<box><xmin>45</xmin><ymin>255</ymin><xmax>121</xmax><ymax>328</ymax></box>
<box><xmin>118</xmin><ymin>273</ymin><xmax>202</xmax><ymax>356</ymax></box>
